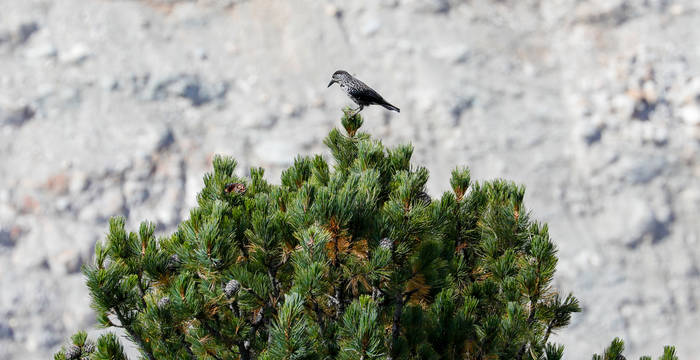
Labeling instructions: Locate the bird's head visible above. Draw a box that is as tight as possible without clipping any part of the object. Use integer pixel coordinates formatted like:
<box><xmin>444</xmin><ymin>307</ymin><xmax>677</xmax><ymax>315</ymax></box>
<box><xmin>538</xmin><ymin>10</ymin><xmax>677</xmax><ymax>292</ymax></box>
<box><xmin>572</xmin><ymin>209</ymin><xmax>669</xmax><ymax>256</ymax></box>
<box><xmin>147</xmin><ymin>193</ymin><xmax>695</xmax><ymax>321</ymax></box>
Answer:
<box><xmin>328</xmin><ymin>70</ymin><xmax>351</xmax><ymax>87</ymax></box>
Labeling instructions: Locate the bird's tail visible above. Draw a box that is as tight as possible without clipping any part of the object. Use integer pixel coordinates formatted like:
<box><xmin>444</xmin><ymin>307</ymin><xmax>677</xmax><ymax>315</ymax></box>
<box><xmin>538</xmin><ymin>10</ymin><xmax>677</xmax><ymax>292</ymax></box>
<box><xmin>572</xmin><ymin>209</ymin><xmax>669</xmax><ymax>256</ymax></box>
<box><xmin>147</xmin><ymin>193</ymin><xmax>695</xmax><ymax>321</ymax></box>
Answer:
<box><xmin>381</xmin><ymin>102</ymin><xmax>400</xmax><ymax>113</ymax></box>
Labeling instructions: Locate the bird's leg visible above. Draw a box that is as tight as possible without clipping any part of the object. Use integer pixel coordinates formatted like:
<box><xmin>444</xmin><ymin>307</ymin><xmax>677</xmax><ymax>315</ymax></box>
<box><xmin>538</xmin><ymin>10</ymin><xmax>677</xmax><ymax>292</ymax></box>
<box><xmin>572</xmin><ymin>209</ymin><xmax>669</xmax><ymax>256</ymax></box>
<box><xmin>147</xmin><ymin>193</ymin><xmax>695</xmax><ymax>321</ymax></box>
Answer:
<box><xmin>351</xmin><ymin>105</ymin><xmax>364</xmax><ymax>116</ymax></box>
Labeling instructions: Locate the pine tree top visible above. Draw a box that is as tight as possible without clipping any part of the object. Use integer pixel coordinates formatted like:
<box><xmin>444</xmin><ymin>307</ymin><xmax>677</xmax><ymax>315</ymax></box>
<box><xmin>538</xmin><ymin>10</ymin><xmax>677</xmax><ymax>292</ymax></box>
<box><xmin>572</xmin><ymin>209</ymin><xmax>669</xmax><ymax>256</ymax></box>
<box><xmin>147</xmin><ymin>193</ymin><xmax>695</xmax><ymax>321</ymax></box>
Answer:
<box><xmin>55</xmin><ymin>110</ymin><xmax>675</xmax><ymax>360</ymax></box>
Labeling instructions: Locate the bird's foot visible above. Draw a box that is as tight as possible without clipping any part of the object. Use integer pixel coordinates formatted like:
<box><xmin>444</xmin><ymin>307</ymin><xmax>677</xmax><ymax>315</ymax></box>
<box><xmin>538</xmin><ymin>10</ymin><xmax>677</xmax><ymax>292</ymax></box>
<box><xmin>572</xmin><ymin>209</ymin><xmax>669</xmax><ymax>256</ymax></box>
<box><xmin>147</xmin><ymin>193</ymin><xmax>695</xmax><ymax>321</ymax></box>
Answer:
<box><xmin>351</xmin><ymin>106</ymin><xmax>363</xmax><ymax>117</ymax></box>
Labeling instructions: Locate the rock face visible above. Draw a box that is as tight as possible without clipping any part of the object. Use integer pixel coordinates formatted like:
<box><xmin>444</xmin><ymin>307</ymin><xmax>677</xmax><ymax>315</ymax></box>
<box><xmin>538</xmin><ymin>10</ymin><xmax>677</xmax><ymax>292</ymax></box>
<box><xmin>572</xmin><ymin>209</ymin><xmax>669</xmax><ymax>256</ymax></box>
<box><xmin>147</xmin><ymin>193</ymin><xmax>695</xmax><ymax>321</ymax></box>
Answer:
<box><xmin>0</xmin><ymin>0</ymin><xmax>699</xmax><ymax>358</ymax></box>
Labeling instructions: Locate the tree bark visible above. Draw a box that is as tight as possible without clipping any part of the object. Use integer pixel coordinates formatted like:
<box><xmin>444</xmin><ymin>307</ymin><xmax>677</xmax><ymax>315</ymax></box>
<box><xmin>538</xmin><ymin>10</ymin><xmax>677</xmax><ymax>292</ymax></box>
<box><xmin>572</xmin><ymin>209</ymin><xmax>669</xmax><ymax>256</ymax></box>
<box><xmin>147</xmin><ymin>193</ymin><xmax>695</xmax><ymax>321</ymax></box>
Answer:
<box><xmin>389</xmin><ymin>294</ymin><xmax>404</xmax><ymax>356</ymax></box>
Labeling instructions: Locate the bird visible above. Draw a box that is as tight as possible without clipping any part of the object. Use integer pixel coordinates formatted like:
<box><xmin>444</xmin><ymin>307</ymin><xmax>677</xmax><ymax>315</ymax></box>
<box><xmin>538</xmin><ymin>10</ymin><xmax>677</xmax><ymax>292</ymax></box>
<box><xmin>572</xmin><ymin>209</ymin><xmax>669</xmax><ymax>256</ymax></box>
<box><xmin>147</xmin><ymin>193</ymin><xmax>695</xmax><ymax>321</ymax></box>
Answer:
<box><xmin>327</xmin><ymin>70</ymin><xmax>400</xmax><ymax>115</ymax></box>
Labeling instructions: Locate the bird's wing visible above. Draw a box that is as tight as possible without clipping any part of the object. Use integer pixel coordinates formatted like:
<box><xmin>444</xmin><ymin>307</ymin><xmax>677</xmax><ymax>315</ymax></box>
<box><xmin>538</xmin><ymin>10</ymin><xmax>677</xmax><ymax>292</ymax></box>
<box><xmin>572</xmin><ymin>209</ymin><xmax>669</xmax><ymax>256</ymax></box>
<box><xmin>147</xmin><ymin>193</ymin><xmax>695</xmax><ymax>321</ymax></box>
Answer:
<box><xmin>354</xmin><ymin>82</ymin><xmax>388</xmax><ymax>104</ymax></box>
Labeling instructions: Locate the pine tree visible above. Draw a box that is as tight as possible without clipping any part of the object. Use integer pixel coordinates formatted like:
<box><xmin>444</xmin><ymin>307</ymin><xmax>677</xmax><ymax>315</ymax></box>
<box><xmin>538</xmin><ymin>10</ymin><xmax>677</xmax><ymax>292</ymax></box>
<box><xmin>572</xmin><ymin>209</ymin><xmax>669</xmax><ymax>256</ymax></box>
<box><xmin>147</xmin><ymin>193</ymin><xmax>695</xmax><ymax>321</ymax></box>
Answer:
<box><xmin>56</xmin><ymin>109</ymin><xmax>677</xmax><ymax>359</ymax></box>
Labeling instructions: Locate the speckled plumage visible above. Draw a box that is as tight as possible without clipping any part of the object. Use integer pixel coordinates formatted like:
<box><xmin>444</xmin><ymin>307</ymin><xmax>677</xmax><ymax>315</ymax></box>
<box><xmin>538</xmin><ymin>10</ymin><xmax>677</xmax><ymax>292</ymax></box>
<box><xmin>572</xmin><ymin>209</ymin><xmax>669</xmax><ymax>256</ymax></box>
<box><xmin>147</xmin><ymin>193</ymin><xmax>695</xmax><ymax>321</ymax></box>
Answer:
<box><xmin>327</xmin><ymin>70</ymin><xmax>400</xmax><ymax>115</ymax></box>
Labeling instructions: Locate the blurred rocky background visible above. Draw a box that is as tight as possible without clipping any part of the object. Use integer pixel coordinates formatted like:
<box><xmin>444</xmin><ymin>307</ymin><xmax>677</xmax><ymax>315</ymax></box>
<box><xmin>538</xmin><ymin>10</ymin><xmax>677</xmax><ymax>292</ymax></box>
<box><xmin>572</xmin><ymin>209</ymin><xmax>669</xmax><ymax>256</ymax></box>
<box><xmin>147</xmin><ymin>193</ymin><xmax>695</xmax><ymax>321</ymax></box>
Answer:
<box><xmin>1</xmin><ymin>0</ymin><xmax>699</xmax><ymax>358</ymax></box>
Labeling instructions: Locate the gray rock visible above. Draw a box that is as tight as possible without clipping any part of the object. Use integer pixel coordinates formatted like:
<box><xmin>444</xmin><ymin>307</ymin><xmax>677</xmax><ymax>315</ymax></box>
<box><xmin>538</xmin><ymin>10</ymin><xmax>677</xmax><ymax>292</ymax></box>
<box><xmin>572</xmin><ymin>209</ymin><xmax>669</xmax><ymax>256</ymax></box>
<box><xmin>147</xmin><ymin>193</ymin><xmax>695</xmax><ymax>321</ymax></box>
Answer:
<box><xmin>49</xmin><ymin>249</ymin><xmax>84</xmax><ymax>275</ymax></box>
<box><xmin>79</xmin><ymin>187</ymin><xmax>125</xmax><ymax>223</ymax></box>
<box><xmin>0</xmin><ymin>21</ymin><xmax>39</xmax><ymax>47</ymax></box>
<box><xmin>16</xmin><ymin>22</ymin><xmax>39</xmax><ymax>45</ymax></box>
<box><xmin>0</xmin><ymin>31</ymin><xmax>9</xmax><ymax>46</ymax></box>
<box><xmin>0</xmin><ymin>227</ymin><xmax>19</xmax><ymax>248</ymax></box>
<box><xmin>575</xmin><ymin>0</ymin><xmax>638</xmax><ymax>26</ymax></box>
<box><xmin>192</xmin><ymin>47</ymin><xmax>208</xmax><ymax>60</ymax></box>
<box><xmin>576</xmin><ymin>119</ymin><xmax>604</xmax><ymax>145</ymax></box>
<box><xmin>611</xmin><ymin>94</ymin><xmax>636</xmax><ymax>119</ymax></box>
<box><xmin>24</xmin><ymin>42</ymin><xmax>57</xmax><ymax>59</ymax></box>
<box><xmin>254</xmin><ymin>138</ymin><xmax>297</xmax><ymax>166</ymax></box>
<box><xmin>0</xmin><ymin>105</ymin><xmax>35</xmax><ymax>127</ymax></box>
<box><xmin>151</xmin><ymin>74</ymin><xmax>229</xmax><ymax>107</ymax></box>
<box><xmin>58</xmin><ymin>43</ymin><xmax>91</xmax><ymax>65</ymax></box>
<box><xmin>380</xmin><ymin>0</ymin><xmax>399</xmax><ymax>8</ymax></box>
<box><xmin>200</xmin><ymin>0</ymin><xmax>236</xmax><ymax>9</ymax></box>
<box><xmin>324</xmin><ymin>4</ymin><xmax>342</xmax><ymax>18</ymax></box>
<box><xmin>361</xmin><ymin>18</ymin><xmax>381</xmax><ymax>37</ymax></box>
<box><xmin>431</xmin><ymin>45</ymin><xmax>471</xmax><ymax>64</ymax></box>
<box><xmin>679</xmin><ymin>105</ymin><xmax>700</xmax><ymax>125</ymax></box>
<box><xmin>25</xmin><ymin>317</ymin><xmax>64</xmax><ymax>351</ymax></box>
<box><xmin>0</xmin><ymin>321</ymin><xmax>13</xmax><ymax>340</ymax></box>
<box><xmin>69</xmin><ymin>171</ymin><xmax>90</xmax><ymax>194</ymax></box>
<box><xmin>240</xmin><ymin>109</ymin><xmax>278</xmax><ymax>129</ymax></box>
<box><xmin>410</xmin><ymin>0</ymin><xmax>450</xmax><ymax>14</ymax></box>
<box><xmin>123</xmin><ymin>180</ymin><xmax>149</xmax><ymax>204</ymax></box>
<box><xmin>598</xmin><ymin>195</ymin><xmax>668</xmax><ymax>249</ymax></box>
<box><xmin>674</xmin><ymin>77</ymin><xmax>700</xmax><ymax>105</ymax></box>
<box><xmin>155</xmin><ymin>127</ymin><xmax>176</xmax><ymax>152</ymax></box>
<box><xmin>649</xmin><ymin>124</ymin><xmax>668</xmax><ymax>145</ymax></box>
<box><xmin>448</xmin><ymin>94</ymin><xmax>475</xmax><ymax>126</ymax></box>
<box><xmin>622</xmin><ymin>155</ymin><xmax>666</xmax><ymax>185</ymax></box>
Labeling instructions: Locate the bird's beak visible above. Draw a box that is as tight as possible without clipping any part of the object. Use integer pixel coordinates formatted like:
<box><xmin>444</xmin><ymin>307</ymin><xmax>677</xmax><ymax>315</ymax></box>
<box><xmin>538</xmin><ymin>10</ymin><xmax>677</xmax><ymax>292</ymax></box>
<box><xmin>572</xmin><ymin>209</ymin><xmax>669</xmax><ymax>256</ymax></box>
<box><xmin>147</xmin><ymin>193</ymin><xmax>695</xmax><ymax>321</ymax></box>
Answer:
<box><xmin>327</xmin><ymin>79</ymin><xmax>336</xmax><ymax>88</ymax></box>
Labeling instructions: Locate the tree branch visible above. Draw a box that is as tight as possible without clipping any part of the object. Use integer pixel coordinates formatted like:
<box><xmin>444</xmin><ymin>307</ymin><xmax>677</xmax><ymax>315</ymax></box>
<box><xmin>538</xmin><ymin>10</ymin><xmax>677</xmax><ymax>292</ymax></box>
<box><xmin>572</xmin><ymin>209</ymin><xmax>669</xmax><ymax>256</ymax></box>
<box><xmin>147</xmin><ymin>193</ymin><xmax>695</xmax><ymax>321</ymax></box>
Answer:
<box><xmin>389</xmin><ymin>294</ymin><xmax>404</xmax><ymax>356</ymax></box>
<box><xmin>198</xmin><ymin>315</ymin><xmax>236</xmax><ymax>352</ymax></box>
<box><xmin>237</xmin><ymin>340</ymin><xmax>251</xmax><ymax>360</ymax></box>
<box><xmin>516</xmin><ymin>294</ymin><xmax>540</xmax><ymax>360</ymax></box>
<box><xmin>136</xmin><ymin>271</ymin><xmax>148</xmax><ymax>310</ymax></box>
<box><xmin>115</xmin><ymin>308</ymin><xmax>156</xmax><ymax>360</ymax></box>
<box><xmin>543</xmin><ymin>319</ymin><xmax>556</xmax><ymax>344</ymax></box>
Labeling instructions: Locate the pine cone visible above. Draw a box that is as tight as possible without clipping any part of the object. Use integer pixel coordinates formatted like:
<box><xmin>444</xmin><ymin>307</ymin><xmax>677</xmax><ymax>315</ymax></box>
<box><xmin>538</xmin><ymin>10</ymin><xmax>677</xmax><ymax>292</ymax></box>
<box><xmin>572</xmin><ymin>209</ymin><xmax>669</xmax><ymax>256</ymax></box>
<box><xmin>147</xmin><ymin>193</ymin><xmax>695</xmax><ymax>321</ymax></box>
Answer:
<box><xmin>371</xmin><ymin>287</ymin><xmax>383</xmax><ymax>300</ymax></box>
<box><xmin>158</xmin><ymin>296</ymin><xmax>170</xmax><ymax>308</ymax></box>
<box><xmin>224</xmin><ymin>182</ymin><xmax>247</xmax><ymax>194</ymax></box>
<box><xmin>326</xmin><ymin>296</ymin><xmax>340</xmax><ymax>308</ymax></box>
<box><xmin>379</xmin><ymin>237</ymin><xmax>393</xmax><ymax>251</ymax></box>
<box><xmin>166</xmin><ymin>254</ymin><xmax>180</xmax><ymax>272</ymax></box>
<box><xmin>82</xmin><ymin>343</ymin><xmax>95</xmax><ymax>354</ymax></box>
<box><xmin>416</xmin><ymin>190</ymin><xmax>432</xmax><ymax>205</ymax></box>
<box><xmin>224</xmin><ymin>279</ymin><xmax>241</xmax><ymax>298</ymax></box>
<box><xmin>252</xmin><ymin>309</ymin><xmax>263</xmax><ymax>325</ymax></box>
<box><xmin>64</xmin><ymin>344</ymin><xmax>81</xmax><ymax>360</ymax></box>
